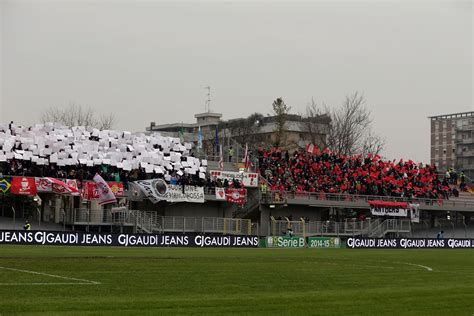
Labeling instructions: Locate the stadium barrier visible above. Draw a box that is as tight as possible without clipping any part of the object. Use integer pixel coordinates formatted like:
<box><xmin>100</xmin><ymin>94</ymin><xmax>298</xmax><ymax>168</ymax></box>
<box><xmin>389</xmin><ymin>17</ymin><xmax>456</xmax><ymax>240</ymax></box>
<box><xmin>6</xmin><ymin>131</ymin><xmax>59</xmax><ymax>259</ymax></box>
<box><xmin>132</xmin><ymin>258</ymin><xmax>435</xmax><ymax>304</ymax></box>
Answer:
<box><xmin>263</xmin><ymin>190</ymin><xmax>474</xmax><ymax>210</ymax></box>
<box><xmin>259</xmin><ymin>236</ymin><xmax>474</xmax><ymax>249</ymax></box>
<box><xmin>2</xmin><ymin>230</ymin><xmax>474</xmax><ymax>249</ymax></box>
<box><xmin>260</xmin><ymin>236</ymin><xmax>342</xmax><ymax>248</ymax></box>
<box><xmin>346</xmin><ymin>237</ymin><xmax>474</xmax><ymax>249</ymax></box>
<box><xmin>0</xmin><ymin>230</ymin><xmax>259</xmax><ymax>248</ymax></box>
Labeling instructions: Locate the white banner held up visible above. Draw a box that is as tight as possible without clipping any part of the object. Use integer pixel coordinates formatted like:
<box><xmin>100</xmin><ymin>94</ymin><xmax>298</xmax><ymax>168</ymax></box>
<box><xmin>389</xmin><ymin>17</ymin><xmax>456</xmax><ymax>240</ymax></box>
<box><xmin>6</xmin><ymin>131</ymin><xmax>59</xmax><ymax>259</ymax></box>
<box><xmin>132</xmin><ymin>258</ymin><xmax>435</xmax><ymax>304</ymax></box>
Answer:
<box><xmin>209</xmin><ymin>170</ymin><xmax>259</xmax><ymax>187</ymax></box>
<box><xmin>369</xmin><ymin>201</ymin><xmax>409</xmax><ymax>217</ymax></box>
<box><xmin>134</xmin><ymin>180</ymin><xmax>204</xmax><ymax>203</ymax></box>
<box><xmin>370</xmin><ymin>208</ymin><xmax>408</xmax><ymax>217</ymax></box>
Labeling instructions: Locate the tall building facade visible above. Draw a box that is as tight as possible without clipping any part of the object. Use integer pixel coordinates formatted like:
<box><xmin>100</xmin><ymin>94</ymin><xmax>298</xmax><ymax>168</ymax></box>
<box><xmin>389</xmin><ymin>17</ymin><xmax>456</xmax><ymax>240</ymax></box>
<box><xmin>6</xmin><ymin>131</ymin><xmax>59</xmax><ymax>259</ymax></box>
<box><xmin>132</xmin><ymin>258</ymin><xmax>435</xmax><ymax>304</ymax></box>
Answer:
<box><xmin>429</xmin><ymin>111</ymin><xmax>474</xmax><ymax>178</ymax></box>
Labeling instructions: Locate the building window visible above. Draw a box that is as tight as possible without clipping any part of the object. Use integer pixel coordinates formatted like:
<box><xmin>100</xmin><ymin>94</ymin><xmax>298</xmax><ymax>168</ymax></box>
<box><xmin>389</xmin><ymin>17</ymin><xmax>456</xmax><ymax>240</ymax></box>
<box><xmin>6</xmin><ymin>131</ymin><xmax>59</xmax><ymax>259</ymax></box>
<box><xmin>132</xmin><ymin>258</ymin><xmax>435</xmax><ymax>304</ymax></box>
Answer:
<box><xmin>452</xmin><ymin>148</ymin><xmax>455</xmax><ymax>153</ymax></box>
<box><xmin>443</xmin><ymin>149</ymin><xmax>447</xmax><ymax>154</ymax></box>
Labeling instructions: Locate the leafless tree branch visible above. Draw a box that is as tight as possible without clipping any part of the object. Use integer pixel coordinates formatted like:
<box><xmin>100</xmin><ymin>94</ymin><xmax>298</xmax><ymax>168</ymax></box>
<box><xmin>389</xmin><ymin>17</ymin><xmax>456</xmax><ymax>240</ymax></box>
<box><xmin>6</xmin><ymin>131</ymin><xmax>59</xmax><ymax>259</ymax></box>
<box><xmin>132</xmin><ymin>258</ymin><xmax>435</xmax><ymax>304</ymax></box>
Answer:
<box><xmin>40</xmin><ymin>103</ymin><xmax>115</xmax><ymax>130</ymax></box>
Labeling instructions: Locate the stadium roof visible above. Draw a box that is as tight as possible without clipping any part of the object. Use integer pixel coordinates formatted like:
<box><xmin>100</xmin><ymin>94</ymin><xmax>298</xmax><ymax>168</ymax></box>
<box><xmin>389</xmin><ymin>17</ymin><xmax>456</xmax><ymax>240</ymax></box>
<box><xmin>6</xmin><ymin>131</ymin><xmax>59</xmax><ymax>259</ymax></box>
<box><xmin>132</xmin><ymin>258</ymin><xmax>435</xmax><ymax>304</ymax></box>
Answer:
<box><xmin>428</xmin><ymin>111</ymin><xmax>474</xmax><ymax>120</ymax></box>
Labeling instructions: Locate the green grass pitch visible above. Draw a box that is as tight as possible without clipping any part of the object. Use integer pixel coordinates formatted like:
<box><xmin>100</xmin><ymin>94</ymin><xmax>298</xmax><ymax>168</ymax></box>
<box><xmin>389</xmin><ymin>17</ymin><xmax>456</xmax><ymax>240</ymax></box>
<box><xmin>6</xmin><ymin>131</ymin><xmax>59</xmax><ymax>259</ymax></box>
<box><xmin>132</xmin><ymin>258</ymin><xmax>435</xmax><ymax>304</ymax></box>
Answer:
<box><xmin>0</xmin><ymin>246</ymin><xmax>473</xmax><ymax>315</ymax></box>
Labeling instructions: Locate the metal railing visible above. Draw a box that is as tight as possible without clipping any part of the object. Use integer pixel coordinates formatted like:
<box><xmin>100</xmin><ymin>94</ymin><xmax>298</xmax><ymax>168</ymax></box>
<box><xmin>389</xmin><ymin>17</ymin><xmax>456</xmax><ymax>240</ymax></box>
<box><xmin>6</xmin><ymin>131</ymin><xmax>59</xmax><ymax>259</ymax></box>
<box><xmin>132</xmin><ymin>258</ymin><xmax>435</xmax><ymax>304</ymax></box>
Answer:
<box><xmin>270</xmin><ymin>218</ymin><xmax>411</xmax><ymax>238</ymax></box>
<box><xmin>67</xmin><ymin>208</ymin><xmax>135</xmax><ymax>225</ymax></box>
<box><xmin>263</xmin><ymin>190</ymin><xmax>474</xmax><ymax>209</ymax></box>
<box><xmin>63</xmin><ymin>208</ymin><xmax>252</xmax><ymax>235</ymax></box>
<box><xmin>369</xmin><ymin>219</ymin><xmax>411</xmax><ymax>238</ymax></box>
<box><xmin>201</xmin><ymin>217</ymin><xmax>251</xmax><ymax>235</ymax></box>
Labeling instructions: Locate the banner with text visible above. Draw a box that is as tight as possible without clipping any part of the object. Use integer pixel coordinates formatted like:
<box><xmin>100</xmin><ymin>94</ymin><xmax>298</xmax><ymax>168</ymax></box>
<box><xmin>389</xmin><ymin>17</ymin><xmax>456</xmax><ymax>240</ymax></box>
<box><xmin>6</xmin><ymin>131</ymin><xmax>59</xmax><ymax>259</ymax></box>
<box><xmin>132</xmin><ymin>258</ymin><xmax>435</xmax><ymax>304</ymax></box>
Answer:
<box><xmin>0</xmin><ymin>230</ymin><xmax>259</xmax><ymax>248</ymax></box>
<box><xmin>347</xmin><ymin>237</ymin><xmax>474</xmax><ymax>249</ymax></box>
<box><xmin>369</xmin><ymin>201</ymin><xmax>408</xmax><ymax>217</ymax></box>
<box><xmin>210</xmin><ymin>170</ymin><xmax>259</xmax><ymax>187</ymax></box>
<box><xmin>263</xmin><ymin>236</ymin><xmax>306</xmax><ymax>248</ymax></box>
<box><xmin>307</xmin><ymin>237</ymin><xmax>341</xmax><ymax>249</ymax></box>
<box><xmin>134</xmin><ymin>179</ymin><xmax>204</xmax><ymax>203</ymax></box>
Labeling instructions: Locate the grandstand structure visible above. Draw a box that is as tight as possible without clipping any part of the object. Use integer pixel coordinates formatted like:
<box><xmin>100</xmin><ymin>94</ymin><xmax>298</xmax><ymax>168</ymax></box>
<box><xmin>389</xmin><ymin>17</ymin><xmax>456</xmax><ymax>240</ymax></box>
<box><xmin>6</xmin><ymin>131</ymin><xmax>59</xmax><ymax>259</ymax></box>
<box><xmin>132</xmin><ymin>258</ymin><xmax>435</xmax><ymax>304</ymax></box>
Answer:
<box><xmin>1</xmin><ymin>122</ymin><xmax>474</xmax><ymax>238</ymax></box>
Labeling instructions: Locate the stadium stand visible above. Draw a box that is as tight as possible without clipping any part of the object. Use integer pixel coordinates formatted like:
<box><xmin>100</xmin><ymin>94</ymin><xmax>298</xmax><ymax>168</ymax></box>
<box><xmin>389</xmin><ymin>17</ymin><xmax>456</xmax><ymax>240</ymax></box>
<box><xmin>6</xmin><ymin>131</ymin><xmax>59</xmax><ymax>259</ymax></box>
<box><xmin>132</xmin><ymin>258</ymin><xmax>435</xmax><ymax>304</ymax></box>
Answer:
<box><xmin>257</xmin><ymin>147</ymin><xmax>451</xmax><ymax>200</ymax></box>
<box><xmin>0</xmin><ymin>122</ymin><xmax>206</xmax><ymax>187</ymax></box>
<box><xmin>1</xmin><ymin>122</ymin><xmax>474</xmax><ymax>238</ymax></box>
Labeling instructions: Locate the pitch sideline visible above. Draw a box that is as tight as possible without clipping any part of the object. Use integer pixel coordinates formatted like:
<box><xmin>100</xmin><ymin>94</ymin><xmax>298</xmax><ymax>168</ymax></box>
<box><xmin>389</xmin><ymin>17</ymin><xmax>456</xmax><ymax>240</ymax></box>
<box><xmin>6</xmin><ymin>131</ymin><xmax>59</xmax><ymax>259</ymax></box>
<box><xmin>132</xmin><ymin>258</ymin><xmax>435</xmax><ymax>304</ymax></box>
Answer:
<box><xmin>0</xmin><ymin>266</ymin><xmax>101</xmax><ymax>286</ymax></box>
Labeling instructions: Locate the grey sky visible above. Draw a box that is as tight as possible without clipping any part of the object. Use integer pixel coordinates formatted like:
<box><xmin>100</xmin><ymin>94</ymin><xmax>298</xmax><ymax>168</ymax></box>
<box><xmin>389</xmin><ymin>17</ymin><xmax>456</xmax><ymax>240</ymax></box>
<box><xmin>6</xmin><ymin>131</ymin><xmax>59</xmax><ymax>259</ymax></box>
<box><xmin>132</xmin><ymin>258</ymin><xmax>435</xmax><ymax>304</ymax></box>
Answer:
<box><xmin>1</xmin><ymin>0</ymin><xmax>472</xmax><ymax>163</ymax></box>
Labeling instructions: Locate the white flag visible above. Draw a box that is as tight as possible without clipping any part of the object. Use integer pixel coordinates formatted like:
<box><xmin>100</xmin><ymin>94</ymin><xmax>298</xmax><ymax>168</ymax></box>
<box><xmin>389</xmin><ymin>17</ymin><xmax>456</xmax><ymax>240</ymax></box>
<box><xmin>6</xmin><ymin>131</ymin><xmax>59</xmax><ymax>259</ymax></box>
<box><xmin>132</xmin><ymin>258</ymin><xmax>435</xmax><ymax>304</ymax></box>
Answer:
<box><xmin>219</xmin><ymin>145</ymin><xmax>224</xmax><ymax>170</ymax></box>
<box><xmin>93</xmin><ymin>173</ymin><xmax>116</xmax><ymax>205</ymax></box>
<box><xmin>243</xmin><ymin>143</ymin><xmax>249</xmax><ymax>170</ymax></box>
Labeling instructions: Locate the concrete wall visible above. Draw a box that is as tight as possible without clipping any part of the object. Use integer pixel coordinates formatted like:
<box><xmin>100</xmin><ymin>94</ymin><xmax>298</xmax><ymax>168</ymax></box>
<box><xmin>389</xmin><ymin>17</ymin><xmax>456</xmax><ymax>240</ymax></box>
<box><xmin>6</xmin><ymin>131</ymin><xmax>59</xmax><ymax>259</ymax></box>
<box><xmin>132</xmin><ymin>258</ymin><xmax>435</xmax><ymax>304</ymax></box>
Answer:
<box><xmin>132</xmin><ymin>200</ymin><xmax>236</xmax><ymax>219</ymax></box>
<box><xmin>163</xmin><ymin>202</ymin><xmax>224</xmax><ymax>218</ymax></box>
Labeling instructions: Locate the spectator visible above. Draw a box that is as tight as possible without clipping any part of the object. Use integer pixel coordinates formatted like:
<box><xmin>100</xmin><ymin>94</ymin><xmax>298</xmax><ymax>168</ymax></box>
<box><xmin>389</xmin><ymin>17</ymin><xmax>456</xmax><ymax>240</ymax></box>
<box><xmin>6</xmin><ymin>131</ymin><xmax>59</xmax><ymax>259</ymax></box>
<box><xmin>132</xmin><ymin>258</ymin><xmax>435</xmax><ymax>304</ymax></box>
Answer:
<box><xmin>228</xmin><ymin>146</ymin><xmax>234</xmax><ymax>162</ymax></box>
<box><xmin>258</xmin><ymin>147</ymin><xmax>446</xmax><ymax>200</ymax></box>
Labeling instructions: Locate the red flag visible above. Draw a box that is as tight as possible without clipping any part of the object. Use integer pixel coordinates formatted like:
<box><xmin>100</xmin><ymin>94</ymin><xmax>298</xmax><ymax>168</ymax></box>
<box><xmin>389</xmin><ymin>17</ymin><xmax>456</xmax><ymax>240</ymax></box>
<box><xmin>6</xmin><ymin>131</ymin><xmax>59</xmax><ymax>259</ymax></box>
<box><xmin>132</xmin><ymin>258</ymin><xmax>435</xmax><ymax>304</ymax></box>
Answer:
<box><xmin>306</xmin><ymin>143</ymin><xmax>319</xmax><ymax>155</ymax></box>
<box><xmin>108</xmin><ymin>182</ymin><xmax>124</xmax><ymax>197</ymax></box>
<box><xmin>11</xmin><ymin>177</ymin><xmax>37</xmax><ymax>196</ymax></box>
<box><xmin>226</xmin><ymin>188</ymin><xmax>246</xmax><ymax>205</ymax></box>
<box><xmin>65</xmin><ymin>179</ymin><xmax>80</xmax><ymax>196</ymax></box>
<box><xmin>47</xmin><ymin>178</ymin><xmax>80</xmax><ymax>195</ymax></box>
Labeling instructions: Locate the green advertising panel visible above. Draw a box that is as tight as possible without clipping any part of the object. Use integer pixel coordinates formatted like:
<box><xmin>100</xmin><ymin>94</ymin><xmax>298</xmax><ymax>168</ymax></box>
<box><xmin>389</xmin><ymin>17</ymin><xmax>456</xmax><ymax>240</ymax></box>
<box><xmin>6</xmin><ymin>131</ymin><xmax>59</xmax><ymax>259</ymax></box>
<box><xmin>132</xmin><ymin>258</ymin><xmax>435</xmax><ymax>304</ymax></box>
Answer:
<box><xmin>264</xmin><ymin>236</ymin><xmax>306</xmax><ymax>248</ymax></box>
<box><xmin>307</xmin><ymin>237</ymin><xmax>341</xmax><ymax>249</ymax></box>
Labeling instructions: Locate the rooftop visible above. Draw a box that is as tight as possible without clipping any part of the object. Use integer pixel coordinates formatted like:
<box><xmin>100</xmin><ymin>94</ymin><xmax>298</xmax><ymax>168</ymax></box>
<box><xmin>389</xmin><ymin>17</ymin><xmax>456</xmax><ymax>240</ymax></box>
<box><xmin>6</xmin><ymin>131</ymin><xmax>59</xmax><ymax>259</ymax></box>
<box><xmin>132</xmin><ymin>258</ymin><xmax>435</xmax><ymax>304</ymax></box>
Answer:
<box><xmin>194</xmin><ymin>112</ymin><xmax>222</xmax><ymax>119</ymax></box>
<box><xmin>428</xmin><ymin>111</ymin><xmax>474</xmax><ymax>120</ymax></box>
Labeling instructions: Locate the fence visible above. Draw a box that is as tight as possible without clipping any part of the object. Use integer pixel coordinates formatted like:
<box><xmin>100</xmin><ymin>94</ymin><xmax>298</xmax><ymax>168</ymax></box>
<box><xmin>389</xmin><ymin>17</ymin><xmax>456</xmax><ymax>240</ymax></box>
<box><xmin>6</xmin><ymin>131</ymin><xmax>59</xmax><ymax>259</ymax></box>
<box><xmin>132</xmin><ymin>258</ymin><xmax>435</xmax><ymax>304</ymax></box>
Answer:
<box><xmin>270</xmin><ymin>217</ymin><xmax>411</xmax><ymax>238</ymax></box>
<box><xmin>66</xmin><ymin>208</ymin><xmax>134</xmax><ymax>225</ymax></box>
<box><xmin>63</xmin><ymin>209</ymin><xmax>252</xmax><ymax>235</ymax></box>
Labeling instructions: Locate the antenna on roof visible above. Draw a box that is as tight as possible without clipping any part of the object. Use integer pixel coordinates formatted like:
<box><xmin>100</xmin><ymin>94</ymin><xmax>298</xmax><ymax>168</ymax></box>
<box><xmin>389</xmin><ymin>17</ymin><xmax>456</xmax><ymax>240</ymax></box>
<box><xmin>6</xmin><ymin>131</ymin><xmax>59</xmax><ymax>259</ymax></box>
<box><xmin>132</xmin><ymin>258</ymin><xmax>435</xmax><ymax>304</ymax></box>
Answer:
<box><xmin>204</xmin><ymin>86</ymin><xmax>211</xmax><ymax>113</ymax></box>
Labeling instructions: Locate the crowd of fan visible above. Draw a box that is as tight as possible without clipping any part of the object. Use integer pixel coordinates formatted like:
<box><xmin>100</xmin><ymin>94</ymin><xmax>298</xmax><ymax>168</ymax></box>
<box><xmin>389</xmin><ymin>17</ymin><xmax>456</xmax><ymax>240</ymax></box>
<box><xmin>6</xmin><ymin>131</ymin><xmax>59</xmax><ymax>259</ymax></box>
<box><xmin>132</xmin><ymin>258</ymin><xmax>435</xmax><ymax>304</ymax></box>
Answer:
<box><xmin>0</xmin><ymin>122</ymin><xmax>207</xmax><ymax>189</ymax></box>
<box><xmin>258</xmin><ymin>148</ymin><xmax>453</xmax><ymax>200</ymax></box>
<box><xmin>0</xmin><ymin>159</ymin><xmax>206</xmax><ymax>189</ymax></box>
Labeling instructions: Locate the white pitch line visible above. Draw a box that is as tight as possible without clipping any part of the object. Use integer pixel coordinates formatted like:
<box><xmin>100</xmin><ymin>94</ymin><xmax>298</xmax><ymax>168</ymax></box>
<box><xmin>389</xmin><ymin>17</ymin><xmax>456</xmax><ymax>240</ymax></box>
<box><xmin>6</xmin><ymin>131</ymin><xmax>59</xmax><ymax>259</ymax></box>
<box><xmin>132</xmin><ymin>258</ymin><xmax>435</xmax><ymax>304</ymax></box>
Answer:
<box><xmin>399</xmin><ymin>262</ymin><xmax>433</xmax><ymax>272</ymax></box>
<box><xmin>0</xmin><ymin>266</ymin><xmax>100</xmax><ymax>285</ymax></box>
<box><xmin>0</xmin><ymin>283</ymin><xmax>97</xmax><ymax>286</ymax></box>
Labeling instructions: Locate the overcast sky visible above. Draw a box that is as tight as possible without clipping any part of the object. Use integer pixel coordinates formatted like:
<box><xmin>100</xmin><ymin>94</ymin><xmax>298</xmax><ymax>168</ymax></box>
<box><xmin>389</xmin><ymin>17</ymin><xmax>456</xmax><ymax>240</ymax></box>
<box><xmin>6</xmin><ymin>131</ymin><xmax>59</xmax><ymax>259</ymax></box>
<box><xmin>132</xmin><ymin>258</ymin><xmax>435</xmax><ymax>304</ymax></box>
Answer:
<box><xmin>0</xmin><ymin>0</ymin><xmax>472</xmax><ymax>163</ymax></box>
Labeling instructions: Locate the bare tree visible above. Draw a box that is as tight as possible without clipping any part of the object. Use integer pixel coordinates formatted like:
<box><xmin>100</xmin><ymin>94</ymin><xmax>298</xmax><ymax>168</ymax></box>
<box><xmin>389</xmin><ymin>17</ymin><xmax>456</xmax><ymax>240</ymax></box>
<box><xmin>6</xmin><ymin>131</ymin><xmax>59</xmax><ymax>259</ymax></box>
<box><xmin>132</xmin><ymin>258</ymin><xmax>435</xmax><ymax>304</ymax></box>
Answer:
<box><xmin>41</xmin><ymin>103</ymin><xmax>115</xmax><ymax>129</ymax></box>
<box><xmin>327</xmin><ymin>92</ymin><xmax>383</xmax><ymax>156</ymax></box>
<box><xmin>218</xmin><ymin>112</ymin><xmax>265</xmax><ymax>155</ymax></box>
<box><xmin>361</xmin><ymin>132</ymin><xmax>385</xmax><ymax>157</ymax></box>
<box><xmin>302</xmin><ymin>98</ymin><xmax>331</xmax><ymax>149</ymax></box>
<box><xmin>97</xmin><ymin>113</ymin><xmax>116</xmax><ymax>130</ymax></box>
<box><xmin>272</xmin><ymin>98</ymin><xmax>291</xmax><ymax>147</ymax></box>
